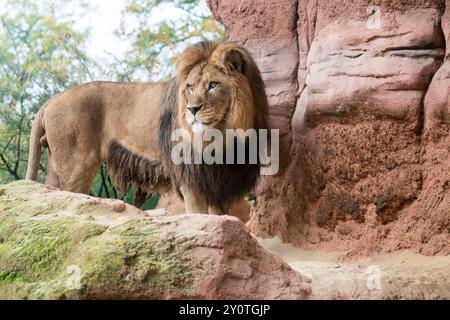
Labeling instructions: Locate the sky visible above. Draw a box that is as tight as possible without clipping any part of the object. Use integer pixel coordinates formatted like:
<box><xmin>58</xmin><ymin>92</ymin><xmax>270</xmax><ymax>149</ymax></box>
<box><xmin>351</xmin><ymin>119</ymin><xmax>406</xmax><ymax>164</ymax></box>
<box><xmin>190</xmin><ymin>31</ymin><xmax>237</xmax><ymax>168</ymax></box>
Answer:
<box><xmin>0</xmin><ymin>0</ymin><xmax>129</xmax><ymax>59</ymax></box>
<box><xmin>0</xmin><ymin>0</ymin><xmax>212</xmax><ymax>61</ymax></box>
<box><xmin>83</xmin><ymin>0</ymin><xmax>127</xmax><ymax>59</ymax></box>
<box><xmin>79</xmin><ymin>0</ymin><xmax>212</xmax><ymax>62</ymax></box>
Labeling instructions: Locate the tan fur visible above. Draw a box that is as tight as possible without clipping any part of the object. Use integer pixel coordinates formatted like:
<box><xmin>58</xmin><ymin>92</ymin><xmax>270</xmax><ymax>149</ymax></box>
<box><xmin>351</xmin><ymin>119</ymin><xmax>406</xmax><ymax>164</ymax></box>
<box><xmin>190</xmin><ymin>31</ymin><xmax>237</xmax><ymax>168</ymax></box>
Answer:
<box><xmin>26</xmin><ymin>81</ymin><xmax>170</xmax><ymax>196</ymax></box>
<box><xmin>176</xmin><ymin>41</ymin><xmax>266</xmax><ymax>136</ymax></box>
<box><xmin>26</xmin><ymin>41</ymin><xmax>268</xmax><ymax>213</ymax></box>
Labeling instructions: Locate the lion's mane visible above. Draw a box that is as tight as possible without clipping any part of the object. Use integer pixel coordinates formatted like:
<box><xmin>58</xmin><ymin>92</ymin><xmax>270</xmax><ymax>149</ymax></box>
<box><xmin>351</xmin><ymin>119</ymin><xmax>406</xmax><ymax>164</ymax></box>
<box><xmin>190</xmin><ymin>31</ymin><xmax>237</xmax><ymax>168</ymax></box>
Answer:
<box><xmin>159</xmin><ymin>41</ymin><xmax>269</xmax><ymax>209</ymax></box>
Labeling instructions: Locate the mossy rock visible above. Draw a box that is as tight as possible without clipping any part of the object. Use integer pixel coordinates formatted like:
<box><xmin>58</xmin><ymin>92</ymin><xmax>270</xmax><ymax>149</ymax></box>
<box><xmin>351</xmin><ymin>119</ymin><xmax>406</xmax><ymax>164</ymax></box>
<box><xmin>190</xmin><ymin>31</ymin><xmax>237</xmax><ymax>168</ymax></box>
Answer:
<box><xmin>0</xmin><ymin>181</ymin><xmax>199</xmax><ymax>299</ymax></box>
<box><xmin>0</xmin><ymin>180</ymin><xmax>311</xmax><ymax>300</ymax></box>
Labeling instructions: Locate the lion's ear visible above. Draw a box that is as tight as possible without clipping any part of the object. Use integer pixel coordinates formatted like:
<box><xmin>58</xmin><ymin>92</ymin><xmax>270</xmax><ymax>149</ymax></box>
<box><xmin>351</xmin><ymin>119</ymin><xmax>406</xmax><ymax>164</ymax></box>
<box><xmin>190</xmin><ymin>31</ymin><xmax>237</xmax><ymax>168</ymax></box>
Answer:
<box><xmin>225</xmin><ymin>49</ymin><xmax>245</xmax><ymax>74</ymax></box>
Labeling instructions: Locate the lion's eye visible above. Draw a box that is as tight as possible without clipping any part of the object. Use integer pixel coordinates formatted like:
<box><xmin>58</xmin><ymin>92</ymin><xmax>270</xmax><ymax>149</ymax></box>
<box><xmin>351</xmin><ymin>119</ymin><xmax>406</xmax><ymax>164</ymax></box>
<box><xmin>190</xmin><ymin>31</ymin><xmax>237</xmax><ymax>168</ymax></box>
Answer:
<box><xmin>208</xmin><ymin>81</ymin><xmax>219</xmax><ymax>90</ymax></box>
<box><xmin>186</xmin><ymin>84</ymin><xmax>193</xmax><ymax>93</ymax></box>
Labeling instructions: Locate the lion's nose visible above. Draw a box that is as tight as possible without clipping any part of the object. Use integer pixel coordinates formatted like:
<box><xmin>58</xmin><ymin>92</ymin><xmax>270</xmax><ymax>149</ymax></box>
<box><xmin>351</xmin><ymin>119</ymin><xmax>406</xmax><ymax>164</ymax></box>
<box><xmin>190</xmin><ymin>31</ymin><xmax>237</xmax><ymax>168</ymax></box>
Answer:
<box><xmin>187</xmin><ymin>104</ymin><xmax>202</xmax><ymax>115</ymax></box>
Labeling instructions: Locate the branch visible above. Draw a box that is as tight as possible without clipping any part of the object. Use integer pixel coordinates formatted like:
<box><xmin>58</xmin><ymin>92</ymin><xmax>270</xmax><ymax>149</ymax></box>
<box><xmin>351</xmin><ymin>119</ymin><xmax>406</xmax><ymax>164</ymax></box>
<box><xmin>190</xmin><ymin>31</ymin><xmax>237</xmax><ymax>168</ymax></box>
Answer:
<box><xmin>107</xmin><ymin>174</ymin><xmax>118</xmax><ymax>199</ymax></box>
<box><xmin>0</xmin><ymin>152</ymin><xmax>20</xmax><ymax>180</ymax></box>
<box><xmin>13</xmin><ymin>113</ymin><xmax>26</xmax><ymax>173</ymax></box>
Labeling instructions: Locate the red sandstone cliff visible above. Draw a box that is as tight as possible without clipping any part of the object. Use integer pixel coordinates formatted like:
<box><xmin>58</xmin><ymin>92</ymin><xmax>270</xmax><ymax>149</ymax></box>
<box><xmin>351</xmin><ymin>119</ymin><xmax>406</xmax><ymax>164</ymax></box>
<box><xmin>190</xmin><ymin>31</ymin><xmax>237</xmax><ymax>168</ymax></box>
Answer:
<box><xmin>208</xmin><ymin>0</ymin><xmax>450</xmax><ymax>256</ymax></box>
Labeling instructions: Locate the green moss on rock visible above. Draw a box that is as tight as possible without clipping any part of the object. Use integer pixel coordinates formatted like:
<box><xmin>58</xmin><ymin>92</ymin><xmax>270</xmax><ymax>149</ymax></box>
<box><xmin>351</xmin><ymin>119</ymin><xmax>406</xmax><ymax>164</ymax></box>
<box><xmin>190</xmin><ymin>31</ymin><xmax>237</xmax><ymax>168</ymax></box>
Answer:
<box><xmin>0</xmin><ymin>181</ymin><xmax>199</xmax><ymax>299</ymax></box>
<box><xmin>0</xmin><ymin>271</ymin><xmax>23</xmax><ymax>283</ymax></box>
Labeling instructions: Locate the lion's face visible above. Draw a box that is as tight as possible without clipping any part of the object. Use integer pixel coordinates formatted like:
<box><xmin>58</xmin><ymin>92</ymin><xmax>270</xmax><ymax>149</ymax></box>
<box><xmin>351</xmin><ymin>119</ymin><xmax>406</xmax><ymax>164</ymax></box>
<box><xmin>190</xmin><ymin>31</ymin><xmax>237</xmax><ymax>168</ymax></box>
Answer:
<box><xmin>182</xmin><ymin>64</ymin><xmax>233</xmax><ymax>133</ymax></box>
<box><xmin>176</xmin><ymin>42</ymin><xmax>260</xmax><ymax>136</ymax></box>
<box><xmin>160</xmin><ymin>41</ymin><xmax>269</xmax><ymax>209</ymax></box>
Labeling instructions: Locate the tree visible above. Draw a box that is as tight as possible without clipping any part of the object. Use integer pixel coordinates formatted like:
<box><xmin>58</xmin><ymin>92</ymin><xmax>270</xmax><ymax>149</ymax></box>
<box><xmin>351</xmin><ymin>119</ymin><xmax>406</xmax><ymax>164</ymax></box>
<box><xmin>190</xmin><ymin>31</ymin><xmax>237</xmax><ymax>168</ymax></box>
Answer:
<box><xmin>0</xmin><ymin>0</ymin><xmax>223</xmax><ymax>209</ymax></box>
<box><xmin>109</xmin><ymin>0</ymin><xmax>224</xmax><ymax>82</ymax></box>
<box><xmin>0</xmin><ymin>0</ymin><xmax>95</xmax><ymax>183</ymax></box>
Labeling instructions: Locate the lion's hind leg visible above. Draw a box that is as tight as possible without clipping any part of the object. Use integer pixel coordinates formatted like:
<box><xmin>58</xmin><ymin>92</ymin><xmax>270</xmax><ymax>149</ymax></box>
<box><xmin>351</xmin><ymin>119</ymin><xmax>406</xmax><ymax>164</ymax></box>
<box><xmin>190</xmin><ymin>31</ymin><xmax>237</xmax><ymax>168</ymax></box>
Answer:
<box><xmin>50</xmin><ymin>148</ymin><xmax>100</xmax><ymax>194</ymax></box>
<box><xmin>58</xmin><ymin>160</ymin><xmax>99</xmax><ymax>194</ymax></box>
<box><xmin>43</xmin><ymin>108</ymin><xmax>101</xmax><ymax>194</ymax></box>
<box><xmin>45</xmin><ymin>150</ymin><xmax>60</xmax><ymax>189</ymax></box>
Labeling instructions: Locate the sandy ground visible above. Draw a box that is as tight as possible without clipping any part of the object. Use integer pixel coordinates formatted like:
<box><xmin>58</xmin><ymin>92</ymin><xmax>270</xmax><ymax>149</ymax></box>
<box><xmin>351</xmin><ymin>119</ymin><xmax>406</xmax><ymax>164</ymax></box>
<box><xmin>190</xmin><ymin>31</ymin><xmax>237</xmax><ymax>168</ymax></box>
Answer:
<box><xmin>258</xmin><ymin>237</ymin><xmax>450</xmax><ymax>299</ymax></box>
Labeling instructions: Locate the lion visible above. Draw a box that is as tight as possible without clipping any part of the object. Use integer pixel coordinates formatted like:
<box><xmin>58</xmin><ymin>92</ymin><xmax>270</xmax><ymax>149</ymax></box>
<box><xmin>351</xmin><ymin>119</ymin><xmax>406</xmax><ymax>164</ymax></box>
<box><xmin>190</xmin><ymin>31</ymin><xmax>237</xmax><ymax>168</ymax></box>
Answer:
<box><xmin>26</xmin><ymin>41</ymin><xmax>268</xmax><ymax>214</ymax></box>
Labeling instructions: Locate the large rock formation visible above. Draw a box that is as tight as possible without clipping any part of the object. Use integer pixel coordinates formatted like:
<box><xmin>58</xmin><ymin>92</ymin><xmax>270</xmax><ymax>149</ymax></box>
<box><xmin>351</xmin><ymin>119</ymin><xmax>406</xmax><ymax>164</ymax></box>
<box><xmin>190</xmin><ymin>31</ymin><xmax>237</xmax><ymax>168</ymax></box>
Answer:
<box><xmin>208</xmin><ymin>0</ymin><xmax>450</xmax><ymax>256</ymax></box>
<box><xmin>0</xmin><ymin>181</ymin><xmax>311</xmax><ymax>299</ymax></box>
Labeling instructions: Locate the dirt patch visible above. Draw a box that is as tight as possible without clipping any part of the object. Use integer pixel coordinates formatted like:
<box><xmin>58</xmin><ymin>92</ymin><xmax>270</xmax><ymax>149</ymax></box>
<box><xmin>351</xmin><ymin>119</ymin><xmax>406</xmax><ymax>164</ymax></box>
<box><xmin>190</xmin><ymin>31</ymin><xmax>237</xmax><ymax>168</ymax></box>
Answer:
<box><xmin>258</xmin><ymin>237</ymin><xmax>450</xmax><ymax>299</ymax></box>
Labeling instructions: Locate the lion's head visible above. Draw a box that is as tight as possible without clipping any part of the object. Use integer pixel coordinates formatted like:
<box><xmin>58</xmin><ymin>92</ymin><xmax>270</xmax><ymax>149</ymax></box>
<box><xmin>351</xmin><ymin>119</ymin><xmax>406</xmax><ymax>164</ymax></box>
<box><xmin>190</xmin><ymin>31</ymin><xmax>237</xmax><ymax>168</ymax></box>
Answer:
<box><xmin>176</xmin><ymin>41</ymin><xmax>267</xmax><ymax>135</ymax></box>
<box><xmin>159</xmin><ymin>40</ymin><xmax>268</xmax><ymax>209</ymax></box>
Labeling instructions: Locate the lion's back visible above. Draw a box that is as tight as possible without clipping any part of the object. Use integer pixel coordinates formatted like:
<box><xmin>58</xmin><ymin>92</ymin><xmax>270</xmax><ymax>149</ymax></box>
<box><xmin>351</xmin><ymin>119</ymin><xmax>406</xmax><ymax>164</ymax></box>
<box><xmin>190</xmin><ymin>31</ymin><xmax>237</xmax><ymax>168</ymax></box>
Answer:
<box><xmin>41</xmin><ymin>81</ymin><xmax>166</xmax><ymax>161</ymax></box>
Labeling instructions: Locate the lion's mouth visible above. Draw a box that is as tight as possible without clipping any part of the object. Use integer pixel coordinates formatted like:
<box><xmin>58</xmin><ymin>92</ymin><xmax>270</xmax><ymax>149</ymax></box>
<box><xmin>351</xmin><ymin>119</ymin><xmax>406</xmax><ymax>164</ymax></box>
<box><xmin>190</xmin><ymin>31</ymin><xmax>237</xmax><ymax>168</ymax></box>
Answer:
<box><xmin>186</xmin><ymin>112</ymin><xmax>220</xmax><ymax>134</ymax></box>
<box><xmin>196</xmin><ymin>120</ymin><xmax>212</xmax><ymax>125</ymax></box>
<box><xmin>186</xmin><ymin>114</ymin><xmax>211</xmax><ymax>125</ymax></box>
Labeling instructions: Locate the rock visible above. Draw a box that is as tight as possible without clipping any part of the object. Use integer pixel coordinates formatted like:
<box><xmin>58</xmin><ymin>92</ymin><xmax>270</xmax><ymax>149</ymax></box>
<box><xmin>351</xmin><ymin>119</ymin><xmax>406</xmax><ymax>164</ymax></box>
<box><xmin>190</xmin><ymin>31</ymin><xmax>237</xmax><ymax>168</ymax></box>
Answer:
<box><xmin>157</xmin><ymin>192</ymin><xmax>251</xmax><ymax>222</ymax></box>
<box><xmin>0</xmin><ymin>180</ymin><xmax>310</xmax><ymax>299</ymax></box>
<box><xmin>209</xmin><ymin>0</ymin><xmax>299</xmax><ymax>165</ymax></box>
<box><xmin>208</xmin><ymin>0</ymin><xmax>450</xmax><ymax>256</ymax></box>
<box><xmin>259</xmin><ymin>237</ymin><xmax>450</xmax><ymax>299</ymax></box>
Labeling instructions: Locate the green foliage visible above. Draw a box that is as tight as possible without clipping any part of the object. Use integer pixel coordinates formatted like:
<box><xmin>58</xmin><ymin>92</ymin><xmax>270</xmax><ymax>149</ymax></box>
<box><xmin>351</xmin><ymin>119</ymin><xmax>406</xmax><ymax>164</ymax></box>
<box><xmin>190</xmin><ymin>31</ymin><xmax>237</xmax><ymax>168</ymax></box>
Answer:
<box><xmin>90</xmin><ymin>165</ymin><xmax>161</xmax><ymax>209</ymax></box>
<box><xmin>110</xmin><ymin>0</ymin><xmax>224</xmax><ymax>81</ymax></box>
<box><xmin>0</xmin><ymin>0</ymin><xmax>223</xmax><ymax>208</ymax></box>
<box><xmin>0</xmin><ymin>0</ymin><xmax>95</xmax><ymax>183</ymax></box>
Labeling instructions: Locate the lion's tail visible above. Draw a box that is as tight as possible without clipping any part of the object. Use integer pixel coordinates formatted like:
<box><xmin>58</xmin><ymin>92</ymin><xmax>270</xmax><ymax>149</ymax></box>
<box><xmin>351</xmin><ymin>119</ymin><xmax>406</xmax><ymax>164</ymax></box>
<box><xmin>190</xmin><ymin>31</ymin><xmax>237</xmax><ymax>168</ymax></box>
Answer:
<box><xmin>25</xmin><ymin>108</ymin><xmax>45</xmax><ymax>180</ymax></box>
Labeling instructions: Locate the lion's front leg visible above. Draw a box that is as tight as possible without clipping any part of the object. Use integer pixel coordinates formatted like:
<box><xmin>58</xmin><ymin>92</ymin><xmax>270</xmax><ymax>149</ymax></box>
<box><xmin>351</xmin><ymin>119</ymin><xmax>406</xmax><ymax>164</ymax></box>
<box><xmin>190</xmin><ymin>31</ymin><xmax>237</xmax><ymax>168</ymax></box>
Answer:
<box><xmin>180</xmin><ymin>185</ymin><xmax>208</xmax><ymax>214</ymax></box>
<box><xmin>134</xmin><ymin>189</ymin><xmax>148</xmax><ymax>209</ymax></box>
<box><xmin>208</xmin><ymin>205</ymin><xmax>226</xmax><ymax>215</ymax></box>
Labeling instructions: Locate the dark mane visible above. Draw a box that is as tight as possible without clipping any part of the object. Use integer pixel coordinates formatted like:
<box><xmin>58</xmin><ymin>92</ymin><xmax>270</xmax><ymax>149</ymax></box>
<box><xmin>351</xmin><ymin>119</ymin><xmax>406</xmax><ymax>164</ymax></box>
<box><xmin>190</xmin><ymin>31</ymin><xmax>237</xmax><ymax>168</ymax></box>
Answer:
<box><xmin>159</xmin><ymin>77</ymin><xmax>261</xmax><ymax>209</ymax></box>
<box><xmin>107</xmin><ymin>141</ymin><xmax>170</xmax><ymax>196</ymax></box>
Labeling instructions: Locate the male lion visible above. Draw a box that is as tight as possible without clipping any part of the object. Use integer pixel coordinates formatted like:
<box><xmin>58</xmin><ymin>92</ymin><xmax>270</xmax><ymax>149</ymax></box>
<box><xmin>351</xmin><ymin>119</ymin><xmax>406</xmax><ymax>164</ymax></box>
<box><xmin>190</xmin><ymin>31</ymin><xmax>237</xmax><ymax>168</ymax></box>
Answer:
<box><xmin>26</xmin><ymin>41</ymin><xmax>268</xmax><ymax>214</ymax></box>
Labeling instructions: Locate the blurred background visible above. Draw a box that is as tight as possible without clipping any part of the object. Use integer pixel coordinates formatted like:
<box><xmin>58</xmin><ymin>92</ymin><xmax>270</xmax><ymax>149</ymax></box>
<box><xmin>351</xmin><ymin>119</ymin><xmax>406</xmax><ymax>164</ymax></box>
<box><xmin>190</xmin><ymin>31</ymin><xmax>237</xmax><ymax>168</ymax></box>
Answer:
<box><xmin>0</xmin><ymin>0</ymin><xmax>223</xmax><ymax>208</ymax></box>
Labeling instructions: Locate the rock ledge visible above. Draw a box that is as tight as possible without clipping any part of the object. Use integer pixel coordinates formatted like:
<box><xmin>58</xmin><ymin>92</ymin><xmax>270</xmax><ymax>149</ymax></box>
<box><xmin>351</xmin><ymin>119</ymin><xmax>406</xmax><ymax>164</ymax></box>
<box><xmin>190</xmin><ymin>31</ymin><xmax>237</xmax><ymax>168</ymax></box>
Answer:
<box><xmin>0</xmin><ymin>180</ymin><xmax>311</xmax><ymax>300</ymax></box>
